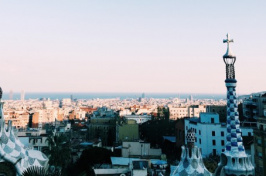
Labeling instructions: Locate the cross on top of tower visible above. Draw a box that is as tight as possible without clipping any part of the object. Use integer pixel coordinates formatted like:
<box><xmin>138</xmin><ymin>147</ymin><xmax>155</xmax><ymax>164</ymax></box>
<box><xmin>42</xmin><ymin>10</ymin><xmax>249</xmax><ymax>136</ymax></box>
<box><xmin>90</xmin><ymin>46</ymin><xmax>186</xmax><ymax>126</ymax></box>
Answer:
<box><xmin>223</xmin><ymin>33</ymin><xmax>234</xmax><ymax>45</ymax></box>
<box><xmin>223</xmin><ymin>33</ymin><xmax>236</xmax><ymax>58</ymax></box>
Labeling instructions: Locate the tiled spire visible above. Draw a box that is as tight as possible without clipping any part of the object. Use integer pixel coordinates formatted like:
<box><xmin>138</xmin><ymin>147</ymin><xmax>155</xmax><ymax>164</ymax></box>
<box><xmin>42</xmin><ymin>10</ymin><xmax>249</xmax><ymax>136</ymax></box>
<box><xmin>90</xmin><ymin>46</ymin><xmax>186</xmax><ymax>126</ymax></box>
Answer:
<box><xmin>214</xmin><ymin>34</ymin><xmax>254</xmax><ymax>176</ymax></box>
<box><xmin>171</xmin><ymin>128</ymin><xmax>212</xmax><ymax>176</ymax></box>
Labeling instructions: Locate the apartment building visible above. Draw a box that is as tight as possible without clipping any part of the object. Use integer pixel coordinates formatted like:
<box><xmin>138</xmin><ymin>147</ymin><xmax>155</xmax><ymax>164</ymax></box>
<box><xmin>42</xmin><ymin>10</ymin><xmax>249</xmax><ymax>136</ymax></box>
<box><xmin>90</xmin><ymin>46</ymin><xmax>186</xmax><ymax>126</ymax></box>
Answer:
<box><xmin>185</xmin><ymin>113</ymin><xmax>253</xmax><ymax>157</ymax></box>
<box><xmin>169</xmin><ymin>105</ymin><xmax>206</xmax><ymax>120</ymax></box>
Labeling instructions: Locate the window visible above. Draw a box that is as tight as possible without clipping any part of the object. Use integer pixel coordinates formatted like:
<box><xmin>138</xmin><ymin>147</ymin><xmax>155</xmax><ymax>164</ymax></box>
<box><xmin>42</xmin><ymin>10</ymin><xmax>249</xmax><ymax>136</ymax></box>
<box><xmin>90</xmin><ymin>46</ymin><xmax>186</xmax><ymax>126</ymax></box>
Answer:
<box><xmin>257</xmin><ymin>139</ymin><xmax>262</xmax><ymax>146</ymax></box>
<box><xmin>221</xmin><ymin>131</ymin><xmax>224</xmax><ymax>136</ymax></box>
<box><xmin>221</xmin><ymin>140</ymin><xmax>225</xmax><ymax>146</ymax></box>
<box><xmin>211</xmin><ymin>118</ymin><xmax>214</xmax><ymax>123</ymax></box>
<box><xmin>248</xmin><ymin>132</ymin><xmax>252</xmax><ymax>136</ymax></box>
<box><xmin>199</xmin><ymin>139</ymin><xmax>201</xmax><ymax>144</ymax></box>
<box><xmin>195</xmin><ymin>129</ymin><xmax>197</xmax><ymax>133</ymax></box>
<box><xmin>199</xmin><ymin>130</ymin><xmax>201</xmax><ymax>135</ymax></box>
<box><xmin>34</xmin><ymin>146</ymin><xmax>38</xmax><ymax>150</ymax></box>
<box><xmin>213</xmin><ymin>149</ymin><xmax>216</xmax><ymax>156</ymax></box>
<box><xmin>212</xmin><ymin>140</ymin><xmax>216</xmax><ymax>146</ymax></box>
<box><xmin>258</xmin><ymin>152</ymin><xmax>263</xmax><ymax>159</ymax></box>
<box><xmin>212</xmin><ymin>131</ymin><xmax>215</xmax><ymax>136</ymax></box>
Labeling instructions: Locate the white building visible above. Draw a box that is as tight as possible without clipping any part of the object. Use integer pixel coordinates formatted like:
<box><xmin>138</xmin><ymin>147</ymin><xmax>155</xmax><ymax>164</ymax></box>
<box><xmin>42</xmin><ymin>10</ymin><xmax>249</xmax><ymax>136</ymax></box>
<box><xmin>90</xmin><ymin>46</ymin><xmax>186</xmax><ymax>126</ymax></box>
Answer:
<box><xmin>124</xmin><ymin>115</ymin><xmax>151</xmax><ymax>124</ymax></box>
<box><xmin>61</xmin><ymin>98</ymin><xmax>72</xmax><ymax>106</ymax></box>
<box><xmin>122</xmin><ymin>141</ymin><xmax>162</xmax><ymax>158</ymax></box>
<box><xmin>119</xmin><ymin>109</ymin><xmax>132</xmax><ymax>116</ymax></box>
<box><xmin>169</xmin><ymin>105</ymin><xmax>206</xmax><ymax>120</ymax></box>
<box><xmin>185</xmin><ymin>113</ymin><xmax>253</xmax><ymax>157</ymax></box>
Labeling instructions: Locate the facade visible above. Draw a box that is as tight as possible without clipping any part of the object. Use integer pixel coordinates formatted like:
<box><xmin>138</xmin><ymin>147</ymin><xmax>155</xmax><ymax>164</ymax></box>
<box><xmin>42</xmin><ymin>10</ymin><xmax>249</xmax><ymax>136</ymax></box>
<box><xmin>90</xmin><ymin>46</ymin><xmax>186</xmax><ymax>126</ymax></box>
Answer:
<box><xmin>32</xmin><ymin>109</ymin><xmax>58</xmax><ymax>128</ymax></box>
<box><xmin>88</xmin><ymin>108</ymin><xmax>116</xmax><ymax>146</ymax></box>
<box><xmin>242</xmin><ymin>92</ymin><xmax>266</xmax><ymax>120</ymax></box>
<box><xmin>175</xmin><ymin>118</ymin><xmax>185</xmax><ymax>148</ymax></box>
<box><xmin>251</xmin><ymin>93</ymin><xmax>266</xmax><ymax>175</ymax></box>
<box><xmin>169</xmin><ymin>105</ymin><xmax>206</xmax><ymax>120</ymax></box>
<box><xmin>185</xmin><ymin>113</ymin><xmax>253</xmax><ymax>157</ymax></box>
<box><xmin>254</xmin><ymin>117</ymin><xmax>266</xmax><ymax>175</ymax></box>
<box><xmin>3</xmin><ymin>111</ymin><xmax>29</xmax><ymax>129</ymax></box>
<box><xmin>206</xmin><ymin>105</ymin><xmax>227</xmax><ymax>122</ymax></box>
<box><xmin>124</xmin><ymin>114</ymin><xmax>151</xmax><ymax>124</ymax></box>
<box><xmin>214</xmin><ymin>34</ymin><xmax>254</xmax><ymax>176</ymax></box>
<box><xmin>242</xmin><ymin>92</ymin><xmax>266</xmax><ymax>175</ymax></box>
<box><xmin>117</xmin><ymin>119</ymin><xmax>139</xmax><ymax>142</ymax></box>
<box><xmin>122</xmin><ymin>141</ymin><xmax>162</xmax><ymax>158</ymax></box>
<box><xmin>132</xmin><ymin>160</ymin><xmax>148</xmax><ymax>176</ymax></box>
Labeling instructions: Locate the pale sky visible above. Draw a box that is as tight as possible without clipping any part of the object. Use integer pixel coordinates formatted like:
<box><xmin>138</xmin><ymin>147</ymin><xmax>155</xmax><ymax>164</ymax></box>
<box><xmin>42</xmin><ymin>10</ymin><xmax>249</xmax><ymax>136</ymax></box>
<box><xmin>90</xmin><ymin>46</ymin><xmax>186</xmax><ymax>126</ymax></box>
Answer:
<box><xmin>0</xmin><ymin>1</ymin><xmax>265</xmax><ymax>94</ymax></box>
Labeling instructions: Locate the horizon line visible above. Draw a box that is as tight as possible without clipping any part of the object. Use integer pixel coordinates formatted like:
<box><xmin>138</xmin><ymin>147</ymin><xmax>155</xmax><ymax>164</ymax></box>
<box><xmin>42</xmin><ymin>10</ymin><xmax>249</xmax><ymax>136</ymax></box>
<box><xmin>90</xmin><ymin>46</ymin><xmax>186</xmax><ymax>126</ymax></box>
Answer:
<box><xmin>2</xmin><ymin>91</ymin><xmax>254</xmax><ymax>96</ymax></box>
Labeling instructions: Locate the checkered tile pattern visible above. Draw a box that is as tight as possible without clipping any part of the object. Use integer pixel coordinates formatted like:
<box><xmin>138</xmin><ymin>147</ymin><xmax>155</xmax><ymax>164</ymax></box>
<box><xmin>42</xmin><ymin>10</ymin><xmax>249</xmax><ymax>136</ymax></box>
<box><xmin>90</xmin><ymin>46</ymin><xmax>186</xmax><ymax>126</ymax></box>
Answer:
<box><xmin>171</xmin><ymin>146</ymin><xmax>212</xmax><ymax>176</ymax></box>
<box><xmin>0</xmin><ymin>101</ymin><xmax>48</xmax><ymax>174</ymax></box>
<box><xmin>186</xmin><ymin>128</ymin><xmax>195</xmax><ymax>143</ymax></box>
<box><xmin>225</xmin><ymin>85</ymin><xmax>245</xmax><ymax>153</ymax></box>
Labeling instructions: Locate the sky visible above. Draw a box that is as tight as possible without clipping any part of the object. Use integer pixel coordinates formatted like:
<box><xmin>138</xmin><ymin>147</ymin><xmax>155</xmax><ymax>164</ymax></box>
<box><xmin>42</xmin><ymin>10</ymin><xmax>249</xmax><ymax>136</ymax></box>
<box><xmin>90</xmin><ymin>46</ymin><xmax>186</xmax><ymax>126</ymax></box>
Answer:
<box><xmin>0</xmin><ymin>1</ymin><xmax>265</xmax><ymax>94</ymax></box>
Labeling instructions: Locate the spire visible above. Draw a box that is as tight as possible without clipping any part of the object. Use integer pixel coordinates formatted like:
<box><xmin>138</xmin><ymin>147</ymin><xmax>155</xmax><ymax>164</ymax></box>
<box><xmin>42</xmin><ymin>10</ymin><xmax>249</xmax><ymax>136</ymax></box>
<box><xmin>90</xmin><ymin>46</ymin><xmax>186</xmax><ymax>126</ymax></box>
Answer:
<box><xmin>214</xmin><ymin>34</ymin><xmax>254</xmax><ymax>176</ymax></box>
<box><xmin>223</xmin><ymin>33</ymin><xmax>236</xmax><ymax>58</ymax></box>
<box><xmin>223</xmin><ymin>33</ymin><xmax>236</xmax><ymax>79</ymax></box>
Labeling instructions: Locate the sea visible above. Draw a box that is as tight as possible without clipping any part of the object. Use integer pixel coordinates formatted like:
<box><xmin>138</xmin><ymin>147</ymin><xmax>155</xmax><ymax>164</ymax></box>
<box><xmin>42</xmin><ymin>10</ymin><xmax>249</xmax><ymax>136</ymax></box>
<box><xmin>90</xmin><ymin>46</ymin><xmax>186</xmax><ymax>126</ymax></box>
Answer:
<box><xmin>2</xmin><ymin>92</ymin><xmax>226</xmax><ymax>100</ymax></box>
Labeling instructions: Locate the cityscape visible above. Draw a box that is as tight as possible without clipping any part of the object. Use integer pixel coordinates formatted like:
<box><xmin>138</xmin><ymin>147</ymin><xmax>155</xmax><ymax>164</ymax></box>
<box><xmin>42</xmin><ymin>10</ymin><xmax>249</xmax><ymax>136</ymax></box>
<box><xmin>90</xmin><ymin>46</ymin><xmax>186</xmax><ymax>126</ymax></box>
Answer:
<box><xmin>0</xmin><ymin>1</ymin><xmax>266</xmax><ymax>176</ymax></box>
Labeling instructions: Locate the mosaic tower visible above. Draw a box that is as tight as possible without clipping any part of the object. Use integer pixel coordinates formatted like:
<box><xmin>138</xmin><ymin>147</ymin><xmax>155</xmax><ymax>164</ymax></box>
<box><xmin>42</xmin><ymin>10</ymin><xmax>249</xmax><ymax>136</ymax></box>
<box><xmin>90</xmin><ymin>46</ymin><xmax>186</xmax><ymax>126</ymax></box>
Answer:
<box><xmin>215</xmin><ymin>34</ymin><xmax>254</xmax><ymax>176</ymax></box>
<box><xmin>171</xmin><ymin>128</ymin><xmax>212</xmax><ymax>176</ymax></box>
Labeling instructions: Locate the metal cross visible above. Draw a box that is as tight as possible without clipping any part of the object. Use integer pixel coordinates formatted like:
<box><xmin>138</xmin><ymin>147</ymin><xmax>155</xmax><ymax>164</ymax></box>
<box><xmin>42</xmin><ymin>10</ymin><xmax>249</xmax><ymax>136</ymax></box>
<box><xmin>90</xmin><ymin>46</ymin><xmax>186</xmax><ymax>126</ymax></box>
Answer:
<box><xmin>223</xmin><ymin>33</ymin><xmax>234</xmax><ymax>47</ymax></box>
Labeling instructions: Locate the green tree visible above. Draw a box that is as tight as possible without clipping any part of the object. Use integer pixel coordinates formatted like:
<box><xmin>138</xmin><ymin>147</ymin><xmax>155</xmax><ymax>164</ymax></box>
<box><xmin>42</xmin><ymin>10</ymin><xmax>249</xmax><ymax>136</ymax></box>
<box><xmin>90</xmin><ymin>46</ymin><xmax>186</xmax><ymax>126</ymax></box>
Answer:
<box><xmin>67</xmin><ymin>147</ymin><xmax>112</xmax><ymax>176</ymax></box>
<box><xmin>203</xmin><ymin>154</ymin><xmax>220</xmax><ymax>173</ymax></box>
<box><xmin>46</xmin><ymin>133</ymin><xmax>71</xmax><ymax>169</ymax></box>
<box><xmin>157</xmin><ymin>107</ymin><xmax>169</xmax><ymax>120</ymax></box>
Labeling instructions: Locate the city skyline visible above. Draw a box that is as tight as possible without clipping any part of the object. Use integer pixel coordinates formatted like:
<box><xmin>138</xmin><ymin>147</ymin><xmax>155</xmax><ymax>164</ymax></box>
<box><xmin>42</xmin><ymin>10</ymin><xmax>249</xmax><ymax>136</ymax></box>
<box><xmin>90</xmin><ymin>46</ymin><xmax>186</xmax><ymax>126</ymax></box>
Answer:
<box><xmin>0</xmin><ymin>1</ymin><xmax>265</xmax><ymax>94</ymax></box>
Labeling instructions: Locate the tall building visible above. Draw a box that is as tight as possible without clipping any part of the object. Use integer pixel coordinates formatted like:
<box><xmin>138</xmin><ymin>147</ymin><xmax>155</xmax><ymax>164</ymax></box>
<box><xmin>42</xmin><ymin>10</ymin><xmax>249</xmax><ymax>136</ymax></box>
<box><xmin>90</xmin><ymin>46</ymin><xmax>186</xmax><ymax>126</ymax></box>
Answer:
<box><xmin>215</xmin><ymin>34</ymin><xmax>254</xmax><ymax>175</ymax></box>
<box><xmin>242</xmin><ymin>92</ymin><xmax>266</xmax><ymax>120</ymax></box>
<box><xmin>21</xmin><ymin>90</ymin><xmax>25</xmax><ymax>101</ymax></box>
<box><xmin>248</xmin><ymin>93</ymin><xmax>266</xmax><ymax>175</ymax></box>
<box><xmin>70</xmin><ymin>94</ymin><xmax>73</xmax><ymax>101</ymax></box>
<box><xmin>9</xmin><ymin>90</ymin><xmax>13</xmax><ymax>100</ymax></box>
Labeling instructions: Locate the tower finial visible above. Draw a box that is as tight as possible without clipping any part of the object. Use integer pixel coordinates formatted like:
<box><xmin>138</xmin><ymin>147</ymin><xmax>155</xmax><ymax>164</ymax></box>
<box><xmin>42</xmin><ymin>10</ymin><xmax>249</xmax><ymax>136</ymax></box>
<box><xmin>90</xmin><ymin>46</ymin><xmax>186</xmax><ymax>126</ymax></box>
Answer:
<box><xmin>223</xmin><ymin>34</ymin><xmax>236</xmax><ymax>79</ymax></box>
<box><xmin>223</xmin><ymin>33</ymin><xmax>235</xmax><ymax>58</ymax></box>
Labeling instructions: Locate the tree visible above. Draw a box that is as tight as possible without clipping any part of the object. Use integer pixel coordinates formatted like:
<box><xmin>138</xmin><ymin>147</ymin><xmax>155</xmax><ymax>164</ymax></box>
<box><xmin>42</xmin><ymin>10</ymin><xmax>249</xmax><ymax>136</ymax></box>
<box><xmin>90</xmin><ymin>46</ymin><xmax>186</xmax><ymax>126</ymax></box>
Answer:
<box><xmin>157</xmin><ymin>107</ymin><xmax>169</xmax><ymax>120</ymax></box>
<box><xmin>203</xmin><ymin>154</ymin><xmax>220</xmax><ymax>173</ymax></box>
<box><xmin>67</xmin><ymin>147</ymin><xmax>112</xmax><ymax>176</ymax></box>
<box><xmin>46</xmin><ymin>133</ymin><xmax>71</xmax><ymax>170</ymax></box>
